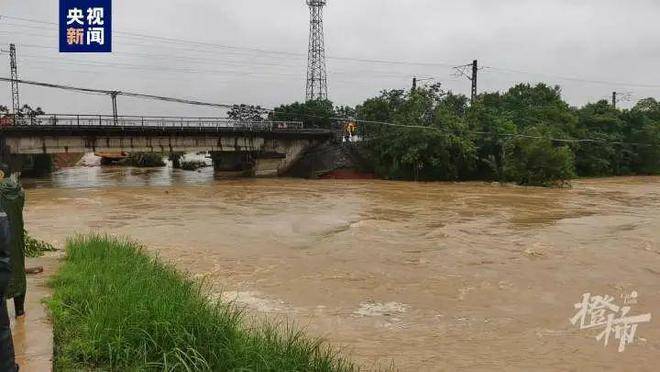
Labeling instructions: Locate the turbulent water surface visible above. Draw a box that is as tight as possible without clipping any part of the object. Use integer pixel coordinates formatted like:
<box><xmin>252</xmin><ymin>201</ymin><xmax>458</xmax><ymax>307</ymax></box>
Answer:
<box><xmin>23</xmin><ymin>165</ymin><xmax>660</xmax><ymax>370</ymax></box>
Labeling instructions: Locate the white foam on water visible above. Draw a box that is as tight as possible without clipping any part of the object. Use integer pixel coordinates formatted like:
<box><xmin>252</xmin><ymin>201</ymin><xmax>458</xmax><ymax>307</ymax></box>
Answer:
<box><xmin>354</xmin><ymin>301</ymin><xmax>409</xmax><ymax>317</ymax></box>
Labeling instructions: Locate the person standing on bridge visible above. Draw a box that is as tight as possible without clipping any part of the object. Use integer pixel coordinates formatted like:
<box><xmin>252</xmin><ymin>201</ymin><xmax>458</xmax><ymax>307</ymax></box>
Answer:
<box><xmin>0</xmin><ymin>166</ymin><xmax>26</xmax><ymax>319</ymax></box>
<box><xmin>348</xmin><ymin>121</ymin><xmax>358</xmax><ymax>142</ymax></box>
<box><xmin>344</xmin><ymin>120</ymin><xmax>357</xmax><ymax>143</ymax></box>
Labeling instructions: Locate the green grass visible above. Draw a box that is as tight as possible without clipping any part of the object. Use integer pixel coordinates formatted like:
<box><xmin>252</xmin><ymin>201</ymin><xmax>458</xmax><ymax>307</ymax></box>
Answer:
<box><xmin>48</xmin><ymin>235</ymin><xmax>355</xmax><ymax>371</ymax></box>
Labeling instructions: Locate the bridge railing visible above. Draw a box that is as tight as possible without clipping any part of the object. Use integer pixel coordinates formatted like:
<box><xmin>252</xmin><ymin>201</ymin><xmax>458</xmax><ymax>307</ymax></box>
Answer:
<box><xmin>1</xmin><ymin>114</ymin><xmax>304</xmax><ymax>131</ymax></box>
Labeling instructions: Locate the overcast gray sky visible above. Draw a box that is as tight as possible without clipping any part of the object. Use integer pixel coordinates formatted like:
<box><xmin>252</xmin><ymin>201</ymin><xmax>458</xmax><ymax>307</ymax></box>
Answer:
<box><xmin>1</xmin><ymin>0</ymin><xmax>659</xmax><ymax>116</ymax></box>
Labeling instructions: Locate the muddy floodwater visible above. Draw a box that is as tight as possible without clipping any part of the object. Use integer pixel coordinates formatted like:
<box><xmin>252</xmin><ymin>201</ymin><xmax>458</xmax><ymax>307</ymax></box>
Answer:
<box><xmin>22</xmin><ymin>166</ymin><xmax>660</xmax><ymax>371</ymax></box>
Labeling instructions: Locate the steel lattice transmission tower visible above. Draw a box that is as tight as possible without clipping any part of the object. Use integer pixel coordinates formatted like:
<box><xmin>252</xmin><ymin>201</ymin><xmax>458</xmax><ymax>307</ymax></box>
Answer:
<box><xmin>9</xmin><ymin>44</ymin><xmax>20</xmax><ymax>115</ymax></box>
<box><xmin>305</xmin><ymin>0</ymin><xmax>328</xmax><ymax>101</ymax></box>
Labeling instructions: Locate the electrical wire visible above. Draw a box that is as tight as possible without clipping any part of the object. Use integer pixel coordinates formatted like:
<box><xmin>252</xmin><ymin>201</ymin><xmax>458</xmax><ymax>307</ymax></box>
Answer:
<box><xmin>1</xmin><ymin>75</ymin><xmax>654</xmax><ymax>147</ymax></box>
<box><xmin>343</xmin><ymin>118</ymin><xmax>653</xmax><ymax>147</ymax></box>
<box><xmin>484</xmin><ymin>66</ymin><xmax>660</xmax><ymax>89</ymax></box>
<box><xmin>0</xmin><ymin>15</ymin><xmax>460</xmax><ymax>67</ymax></box>
<box><xmin>0</xmin><ymin>76</ymin><xmax>235</xmax><ymax>108</ymax></box>
<box><xmin>2</xmin><ymin>14</ymin><xmax>659</xmax><ymax>90</ymax></box>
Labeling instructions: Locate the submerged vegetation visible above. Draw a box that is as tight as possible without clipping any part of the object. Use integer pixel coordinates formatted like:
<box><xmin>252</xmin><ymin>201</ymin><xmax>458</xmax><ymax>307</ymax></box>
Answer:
<box><xmin>180</xmin><ymin>160</ymin><xmax>209</xmax><ymax>171</ymax></box>
<box><xmin>274</xmin><ymin>83</ymin><xmax>660</xmax><ymax>186</ymax></box>
<box><xmin>24</xmin><ymin>231</ymin><xmax>57</xmax><ymax>258</ymax></box>
<box><xmin>48</xmin><ymin>235</ymin><xmax>354</xmax><ymax>371</ymax></box>
<box><xmin>120</xmin><ymin>152</ymin><xmax>166</xmax><ymax>167</ymax></box>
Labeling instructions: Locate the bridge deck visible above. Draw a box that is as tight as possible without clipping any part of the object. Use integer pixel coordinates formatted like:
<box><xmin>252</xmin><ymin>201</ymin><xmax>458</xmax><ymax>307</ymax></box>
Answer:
<box><xmin>0</xmin><ymin>115</ymin><xmax>332</xmax><ymax>139</ymax></box>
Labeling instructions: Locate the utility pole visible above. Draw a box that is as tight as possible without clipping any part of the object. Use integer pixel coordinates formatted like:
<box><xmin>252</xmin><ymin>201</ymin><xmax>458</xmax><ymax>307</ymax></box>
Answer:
<box><xmin>8</xmin><ymin>44</ymin><xmax>20</xmax><ymax>116</ymax></box>
<box><xmin>611</xmin><ymin>91</ymin><xmax>631</xmax><ymax>109</ymax></box>
<box><xmin>305</xmin><ymin>0</ymin><xmax>328</xmax><ymax>101</ymax></box>
<box><xmin>471</xmin><ymin>60</ymin><xmax>478</xmax><ymax>104</ymax></box>
<box><xmin>411</xmin><ymin>77</ymin><xmax>434</xmax><ymax>93</ymax></box>
<box><xmin>453</xmin><ymin>59</ymin><xmax>479</xmax><ymax>104</ymax></box>
<box><xmin>110</xmin><ymin>91</ymin><xmax>119</xmax><ymax>125</ymax></box>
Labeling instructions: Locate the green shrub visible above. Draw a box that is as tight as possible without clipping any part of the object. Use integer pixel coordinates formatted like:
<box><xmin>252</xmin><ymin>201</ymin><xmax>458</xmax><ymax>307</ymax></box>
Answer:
<box><xmin>24</xmin><ymin>231</ymin><xmax>57</xmax><ymax>258</ymax></box>
<box><xmin>504</xmin><ymin>129</ymin><xmax>576</xmax><ymax>187</ymax></box>
<box><xmin>48</xmin><ymin>235</ymin><xmax>354</xmax><ymax>371</ymax></box>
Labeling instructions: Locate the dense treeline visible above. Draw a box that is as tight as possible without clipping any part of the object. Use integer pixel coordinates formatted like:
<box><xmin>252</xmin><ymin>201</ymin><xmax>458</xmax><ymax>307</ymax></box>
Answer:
<box><xmin>274</xmin><ymin>83</ymin><xmax>660</xmax><ymax>186</ymax></box>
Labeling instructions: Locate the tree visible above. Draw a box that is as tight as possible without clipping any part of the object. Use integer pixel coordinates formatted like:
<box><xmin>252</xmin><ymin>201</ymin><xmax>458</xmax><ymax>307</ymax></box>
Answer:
<box><xmin>462</xmin><ymin>84</ymin><xmax>578</xmax><ymax>182</ymax></box>
<box><xmin>625</xmin><ymin>98</ymin><xmax>660</xmax><ymax>174</ymax></box>
<box><xmin>573</xmin><ymin>100</ymin><xmax>628</xmax><ymax>176</ymax></box>
<box><xmin>632</xmin><ymin>98</ymin><xmax>660</xmax><ymax>121</ymax></box>
<box><xmin>500</xmin><ymin>83</ymin><xmax>577</xmax><ymax>134</ymax></box>
<box><xmin>466</xmin><ymin>94</ymin><xmax>517</xmax><ymax>181</ymax></box>
<box><xmin>271</xmin><ymin>82</ymin><xmax>659</xmax><ymax>185</ymax></box>
<box><xmin>358</xmin><ymin>86</ymin><xmax>476</xmax><ymax>181</ymax></box>
<box><xmin>227</xmin><ymin>104</ymin><xmax>266</xmax><ymax>122</ymax></box>
<box><xmin>629</xmin><ymin>121</ymin><xmax>660</xmax><ymax>174</ymax></box>
<box><xmin>17</xmin><ymin>104</ymin><xmax>45</xmax><ymax>118</ymax></box>
<box><xmin>334</xmin><ymin>105</ymin><xmax>355</xmax><ymax>119</ymax></box>
<box><xmin>270</xmin><ymin>99</ymin><xmax>335</xmax><ymax>129</ymax></box>
<box><xmin>504</xmin><ymin>127</ymin><xmax>576</xmax><ymax>187</ymax></box>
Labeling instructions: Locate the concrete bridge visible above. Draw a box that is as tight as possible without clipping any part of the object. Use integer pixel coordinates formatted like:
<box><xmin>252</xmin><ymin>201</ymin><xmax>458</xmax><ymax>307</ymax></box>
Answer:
<box><xmin>0</xmin><ymin>114</ymin><xmax>334</xmax><ymax>176</ymax></box>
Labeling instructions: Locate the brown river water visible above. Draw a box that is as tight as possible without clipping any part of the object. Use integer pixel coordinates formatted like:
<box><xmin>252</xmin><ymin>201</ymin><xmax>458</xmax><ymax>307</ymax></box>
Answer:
<box><xmin>20</xmin><ymin>165</ymin><xmax>660</xmax><ymax>371</ymax></box>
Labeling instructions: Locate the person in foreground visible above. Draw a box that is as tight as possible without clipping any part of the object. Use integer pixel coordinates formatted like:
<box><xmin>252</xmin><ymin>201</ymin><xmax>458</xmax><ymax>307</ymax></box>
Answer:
<box><xmin>0</xmin><ymin>165</ymin><xmax>18</xmax><ymax>371</ymax></box>
<box><xmin>0</xmin><ymin>169</ymin><xmax>26</xmax><ymax>319</ymax></box>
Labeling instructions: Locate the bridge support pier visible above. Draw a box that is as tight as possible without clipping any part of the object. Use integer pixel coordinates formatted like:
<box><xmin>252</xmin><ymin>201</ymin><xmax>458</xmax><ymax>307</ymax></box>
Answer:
<box><xmin>210</xmin><ymin>152</ymin><xmax>254</xmax><ymax>173</ymax></box>
<box><xmin>0</xmin><ymin>154</ymin><xmax>53</xmax><ymax>177</ymax></box>
<box><xmin>30</xmin><ymin>154</ymin><xmax>54</xmax><ymax>176</ymax></box>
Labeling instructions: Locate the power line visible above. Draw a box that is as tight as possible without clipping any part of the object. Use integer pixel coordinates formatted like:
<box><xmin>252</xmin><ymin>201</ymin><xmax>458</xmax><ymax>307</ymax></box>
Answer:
<box><xmin>341</xmin><ymin>118</ymin><xmax>654</xmax><ymax>147</ymax></box>
<box><xmin>485</xmin><ymin>66</ymin><xmax>660</xmax><ymax>89</ymax></box>
<box><xmin>0</xmin><ymin>14</ymin><xmax>460</xmax><ymax>68</ymax></box>
<box><xmin>0</xmin><ymin>77</ymin><xmax>235</xmax><ymax>109</ymax></box>
<box><xmin>0</xmin><ymin>75</ymin><xmax>653</xmax><ymax>148</ymax></box>
<box><xmin>271</xmin><ymin>108</ymin><xmax>654</xmax><ymax>148</ymax></box>
<box><xmin>4</xmin><ymin>16</ymin><xmax>660</xmax><ymax>104</ymax></box>
<box><xmin>7</xmin><ymin>42</ymin><xmax>305</xmax><ymax>70</ymax></box>
<box><xmin>1</xmin><ymin>37</ymin><xmax>443</xmax><ymax>81</ymax></box>
<box><xmin>4</xmin><ymin>14</ymin><xmax>659</xmax><ymax>91</ymax></box>
<box><xmin>11</xmin><ymin>49</ymin><xmax>434</xmax><ymax>87</ymax></box>
<box><xmin>16</xmin><ymin>53</ymin><xmax>303</xmax><ymax>78</ymax></box>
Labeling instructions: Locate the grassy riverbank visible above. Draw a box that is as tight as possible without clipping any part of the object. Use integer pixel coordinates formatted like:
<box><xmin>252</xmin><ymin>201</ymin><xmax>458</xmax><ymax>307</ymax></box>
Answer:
<box><xmin>48</xmin><ymin>235</ymin><xmax>354</xmax><ymax>371</ymax></box>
